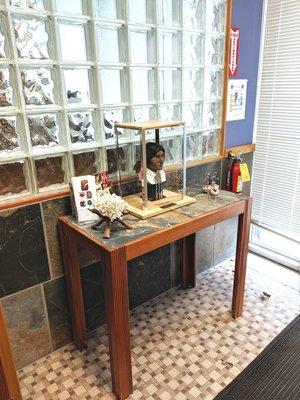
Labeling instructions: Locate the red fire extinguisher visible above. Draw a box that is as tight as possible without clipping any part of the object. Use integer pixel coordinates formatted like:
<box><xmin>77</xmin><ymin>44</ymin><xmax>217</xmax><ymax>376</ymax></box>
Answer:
<box><xmin>230</xmin><ymin>155</ymin><xmax>243</xmax><ymax>193</ymax></box>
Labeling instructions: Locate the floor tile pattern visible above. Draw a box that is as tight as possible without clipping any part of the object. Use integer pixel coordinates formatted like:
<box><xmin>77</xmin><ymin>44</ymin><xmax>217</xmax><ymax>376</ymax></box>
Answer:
<box><xmin>18</xmin><ymin>259</ymin><xmax>300</xmax><ymax>400</ymax></box>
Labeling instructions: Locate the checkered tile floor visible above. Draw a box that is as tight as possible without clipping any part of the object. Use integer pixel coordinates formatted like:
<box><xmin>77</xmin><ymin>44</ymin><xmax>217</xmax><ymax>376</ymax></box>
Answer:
<box><xmin>19</xmin><ymin>256</ymin><xmax>300</xmax><ymax>400</ymax></box>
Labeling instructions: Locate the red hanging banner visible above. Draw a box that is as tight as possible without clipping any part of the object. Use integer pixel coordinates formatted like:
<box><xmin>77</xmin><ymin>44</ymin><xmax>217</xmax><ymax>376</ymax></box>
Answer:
<box><xmin>229</xmin><ymin>27</ymin><xmax>240</xmax><ymax>77</ymax></box>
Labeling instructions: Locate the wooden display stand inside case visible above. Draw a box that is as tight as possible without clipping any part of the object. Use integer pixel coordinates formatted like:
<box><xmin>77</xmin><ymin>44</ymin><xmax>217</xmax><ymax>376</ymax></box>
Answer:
<box><xmin>115</xmin><ymin>120</ymin><xmax>196</xmax><ymax>219</ymax></box>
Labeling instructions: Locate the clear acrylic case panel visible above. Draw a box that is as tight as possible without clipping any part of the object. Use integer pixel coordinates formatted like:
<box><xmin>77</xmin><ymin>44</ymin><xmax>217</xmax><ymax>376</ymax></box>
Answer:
<box><xmin>13</xmin><ymin>17</ymin><xmax>50</xmax><ymax>59</ymax></box>
<box><xmin>159</xmin><ymin>68</ymin><xmax>181</xmax><ymax>101</ymax></box>
<box><xmin>0</xmin><ymin>69</ymin><xmax>14</xmax><ymax>107</ymax></box>
<box><xmin>182</xmin><ymin>69</ymin><xmax>203</xmax><ymax>100</ymax></box>
<box><xmin>205</xmin><ymin>35</ymin><xmax>225</xmax><ymax>66</ymax></box>
<box><xmin>204</xmin><ymin>68</ymin><xmax>223</xmax><ymax>99</ymax></box>
<box><xmin>9</xmin><ymin>0</ymin><xmax>44</xmax><ymax>10</ymax></box>
<box><xmin>98</xmin><ymin>25</ymin><xmax>124</xmax><ymax>64</ymax></box>
<box><xmin>157</xmin><ymin>0</ymin><xmax>181</xmax><ymax>27</ymax></box>
<box><xmin>186</xmin><ymin>132</ymin><xmax>201</xmax><ymax>160</ymax></box>
<box><xmin>100</xmin><ymin>68</ymin><xmax>124</xmax><ymax>104</ymax></box>
<box><xmin>95</xmin><ymin>0</ymin><xmax>119</xmax><ymax>20</ymax></box>
<box><xmin>68</xmin><ymin>111</ymin><xmax>95</xmax><ymax>144</ymax></box>
<box><xmin>34</xmin><ymin>154</ymin><xmax>68</xmax><ymax>189</ymax></box>
<box><xmin>28</xmin><ymin>113</ymin><xmax>60</xmax><ymax>149</ymax></box>
<box><xmin>128</xmin><ymin>0</ymin><xmax>154</xmax><ymax>24</ymax></box>
<box><xmin>103</xmin><ymin>107</ymin><xmax>126</xmax><ymax>140</ymax></box>
<box><xmin>183</xmin><ymin>0</ymin><xmax>205</xmax><ymax>30</ymax></box>
<box><xmin>183</xmin><ymin>33</ymin><xmax>204</xmax><ymax>66</ymax></box>
<box><xmin>106</xmin><ymin>143</ymin><xmax>131</xmax><ymax>175</ymax></box>
<box><xmin>202</xmin><ymin>100</ymin><xmax>221</xmax><ymax>129</ymax></box>
<box><xmin>64</xmin><ymin>69</ymin><xmax>91</xmax><ymax>104</ymax></box>
<box><xmin>131</xmin><ymin>68</ymin><xmax>155</xmax><ymax>103</ymax></box>
<box><xmin>21</xmin><ymin>68</ymin><xmax>55</xmax><ymax>106</ymax></box>
<box><xmin>182</xmin><ymin>102</ymin><xmax>202</xmax><ymax>132</ymax></box>
<box><xmin>73</xmin><ymin>151</ymin><xmax>98</xmax><ymax>176</ymax></box>
<box><xmin>56</xmin><ymin>0</ymin><xmax>83</xmax><ymax>14</ymax></box>
<box><xmin>158</xmin><ymin>30</ymin><xmax>180</xmax><ymax>65</ymax></box>
<box><xmin>129</xmin><ymin>28</ymin><xmax>155</xmax><ymax>65</ymax></box>
<box><xmin>160</xmin><ymin>135</ymin><xmax>182</xmax><ymax>165</ymax></box>
<box><xmin>0</xmin><ymin>159</ymin><xmax>30</xmax><ymax>197</ymax></box>
<box><xmin>59</xmin><ymin>23</ymin><xmax>87</xmax><ymax>62</ymax></box>
<box><xmin>0</xmin><ymin>116</ymin><xmax>21</xmax><ymax>152</ymax></box>
<box><xmin>206</xmin><ymin>0</ymin><xmax>226</xmax><ymax>33</ymax></box>
<box><xmin>202</xmin><ymin>129</ymin><xmax>220</xmax><ymax>157</ymax></box>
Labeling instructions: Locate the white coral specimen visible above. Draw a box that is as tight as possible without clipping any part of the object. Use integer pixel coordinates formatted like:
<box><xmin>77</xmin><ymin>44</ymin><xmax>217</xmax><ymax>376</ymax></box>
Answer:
<box><xmin>94</xmin><ymin>191</ymin><xmax>128</xmax><ymax>221</ymax></box>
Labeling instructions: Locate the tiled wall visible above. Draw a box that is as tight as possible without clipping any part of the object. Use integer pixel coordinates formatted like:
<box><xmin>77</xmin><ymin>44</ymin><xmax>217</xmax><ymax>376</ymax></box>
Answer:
<box><xmin>0</xmin><ymin>154</ymin><xmax>253</xmax><ymax>369</ymax></box>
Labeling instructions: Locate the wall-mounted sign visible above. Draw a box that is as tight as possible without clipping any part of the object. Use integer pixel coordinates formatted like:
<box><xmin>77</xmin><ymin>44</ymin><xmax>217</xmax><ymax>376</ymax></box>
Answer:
<box><xmin>229</xmin><ymin>27</ymin><xmax>240</xmax><ymax>76</ymax></box>
<box><xmin>227</xmin><ymin>79</ymin><xmax>248</xmax><ymax>121</ymax></box>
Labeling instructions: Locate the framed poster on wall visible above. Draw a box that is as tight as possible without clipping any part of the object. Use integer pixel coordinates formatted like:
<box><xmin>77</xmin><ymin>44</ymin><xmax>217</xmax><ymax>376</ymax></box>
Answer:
<box><xmin>227</xmin><ymin>79</ymin><xmax>248</xmax><ymax>121</ymax></box>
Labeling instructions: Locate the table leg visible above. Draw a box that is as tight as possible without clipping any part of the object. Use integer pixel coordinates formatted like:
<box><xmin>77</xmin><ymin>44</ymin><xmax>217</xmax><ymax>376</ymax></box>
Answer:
<box><xmin>232</xmin><ymin>197</ymin><xmax>252</xmax><ymax>318</ymax></box>
<box><xmin>58</xmin><ymin>222</ymin><xmax>87</xmax><ymax>350</ymax></box>
<box><xmin>103</xmin><ymin>247</ymin><xmax>133</xmax><ymax>400</ymax></box>
<box><xmin>182</xmin><ymin>233</ymin><xmax>196</xmax><ymax>289</ymax></box>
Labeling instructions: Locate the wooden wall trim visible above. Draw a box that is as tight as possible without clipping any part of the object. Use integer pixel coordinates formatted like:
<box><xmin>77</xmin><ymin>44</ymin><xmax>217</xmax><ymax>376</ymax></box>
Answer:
<box><xmin>224</xmin><ymin>143</ymin><xmax>256</xmax><ymax>156</ymax></box>
<box><xmin>0</xmin><ymin>304</ymin><xmax>22</xmax><ymax>400</ymax></box>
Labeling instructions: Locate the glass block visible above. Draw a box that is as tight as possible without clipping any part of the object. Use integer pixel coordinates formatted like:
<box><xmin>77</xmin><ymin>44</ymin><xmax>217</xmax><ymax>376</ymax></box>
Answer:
<box><xmin>64</xmin><ymin>69</ymin><xmax>90</xmax><ymax>104</ymax></box>
<box><xmin>202</xmin><ymin>101</ymin><xmax>221</xmax><ymax>128</ymax></box>
<box><xmin>183</xmin><ymin>0</ymin><xmax>205</xmax><ymax>30</ymax></box>
<box><xmin>103</xmin><ymin>108</ymin><xmax>125</xmax><ymax>139</ymax></box>
<box><xmin>13</xmin><ymin>18</ymin><xmax>50</xmax><ymax>59</ymax></box>
<box><xmin>202</xmin><ymin>129</ymin><xmax>220</xmax><ymax>156</ymax></box>
<box><xmin>35</xmin><ymin>156</ymin><xmax>66</xmax><ymax>188</ymax></box>
<box><xmin>157</xmin><ymin>0</ymin><xmax>180</xmax><ymax>27</ymax></box>
<box><xmin>128</xmin><ymin>0</ymin><xmax>153</xmax><ymax>24</ymax></box>
<box><xmin>158</xmin><ymin>30</ymin><xmax>180</xmax><ymax>64</ymax></box>
<box><xmin>95</xmin><ymin>0</ymin><xmax>117</xmax><ymax>19</ymax></box>
<box><xmin>28</xmin><ymin>114</ymin><xmax>59</xmax><ymax>148</ymax></box>
<box><xmin>0</xmin><ymin>117</ymin><xmax>20</xmax><ymax>151</ymax></box>
<box><xmin>182</xmin><ymin>102</ymin><xmax>202</xmax><ymax>131</ymax></box>
<box><xmin>68</xmin><ymin>111</ymin><xmax>94</xmax><ymax>144</ymax></box>
<box><xmin>131</xmin><ymin>69</ymin><xmax>155</xmax><ymax>103</ymax></box>
<box><xmin>158</xmin><ymin>103</ymin><xmax>181</xmax><ymax>135</ymax></box>
<box><xmin>21</xmin><ymin>68</ymin><xmax>55</xmax><ymax>105</ymax></box>
<box><xmin>183</xmin><ymin>33</ymin><xmax>203</xmax><ymax>65</ymax></box>
<box><xmin>159</xmin><ymin>69</ymin><xmax>181</xmax><ymax>101</ymax></box>
<box><xmin>106</xmin><ymin>144</ymin><xmax>130</xmax><ymax>174</ymax></box>
<box><xmin>10</xmin><ymin>0</ymin><xmax>44</xmax><ymax>10</ymax></box>
<box><xmin>132</xmin><ymin>105</ymin><xmax>156</xmax><ymax>122</ymax></box>
<box><xmin>59</xmin><ymin>23</ymin><xmax>86</xmax><ymax>61</ymax></box>
<box><xmin>129</xmin><ymin>29</ymin><xmax>155</xmax><ymax>64</ymax></box>
<box><xmin>206</xmin><ymin>36</ymin><xmax>224</xmax><ymax>66</ymax></box>
<box><xmin>186</xmin><ymin>133</ymin><xmax>201</xmax><ymax>160</ymax></box>
<box><xmin>160</xmin><ymin>136</ymin><xmax>181</xmax><ymax>165</ymax></box>
<box><xmin>98</xmin><ymin>26</ymin><xmax>124</xmax><ymax>63</ymax></box>
<box><xmin>0</xmin><ymin>18</ymin><xmax>6</xmax><ymax>58</ymax></box>
<box><xmin>0</xmin><ymin>69</ymin><xmax>14</xmax><ymax>107</ymax></box>
<box><xmin>182</xmin><ymin>69</ymin><xmax>203</xmax><ymax>100</ymax></box>
<box><xmin>206</xmin><ymin>0</ymin><xmax>226</xmax><ymax>33</ymax></box>
<box><xmin>0</xmin><ymin>161</ymin><xmax>28</xmax><ymax>197</ymax></box>
<box><xmin>73</xmin><ymin>151</ymin><xmax>97</xmax><ymax>176</ymax></box>
<box><xmin>56</xmin><ymin>0</ymin><xmax>82</xmax><ymax>14</ymax></box>
<box><xmin>101</xmin><ymin>69</ymin><xmax>122</xmax><ymax>104</ymax></box>
<box><xmin>204</xmin><ymin>68</ymin><xmax>223</xmax><ymax>98</ymax></box>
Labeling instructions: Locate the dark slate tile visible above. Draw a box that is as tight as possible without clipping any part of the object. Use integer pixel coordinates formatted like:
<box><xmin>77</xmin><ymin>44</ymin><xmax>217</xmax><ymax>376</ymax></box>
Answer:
<box><xmin>43</xmin><ymin>277</ymin><xmax>72</xmax><ymax>350</ymax></box>
<box><xmin>0</xmin><ymin>205</ymin><xmax>50</xmax><ymax>298</ymax></box>
<box><xmin>171</xmin><ymin>240</ymin><xmax>183</xmax><ymax>287</ymax></box>
<box><xmin>196</xmin><ymin>226</ymin><xmax>214</xmax><ymax>273</ymax></box>
<box><xmin>213</xmin><ymin>216</ymin><xmax>238</xmax><ymax>266</ymax></box>
<box><xmin>1</xmin><ymin>285</ymin><xmax>51</xmax><ymax>369</ymax></box>
<box><xmin>80</xmin><ymin>262</ymin><xmax>105</xmax><ymax>332</ymax></box>
<box><xmin>128</xmin><ymin>245</ymin><xmax>171</xmax><ymax>309</ymax></box>
<box><xmin>41</xmin><ymin>196</ymin><xmax>71</xmax><ymax>278</ymax></box>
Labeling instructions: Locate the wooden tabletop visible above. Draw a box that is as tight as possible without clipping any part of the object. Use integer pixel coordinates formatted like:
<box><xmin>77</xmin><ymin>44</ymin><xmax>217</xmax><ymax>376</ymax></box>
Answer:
<box><xmin>115</xmin><ymin>120</ymin><xmax>185</xmax><ymax>130</ymax></box>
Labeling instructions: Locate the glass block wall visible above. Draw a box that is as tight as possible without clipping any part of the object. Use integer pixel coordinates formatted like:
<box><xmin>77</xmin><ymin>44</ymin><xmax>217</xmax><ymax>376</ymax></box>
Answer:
<box><xmin>0</xmin><ymin>0</ymin><xmax>227</xmax><ymax>199</ymax></box>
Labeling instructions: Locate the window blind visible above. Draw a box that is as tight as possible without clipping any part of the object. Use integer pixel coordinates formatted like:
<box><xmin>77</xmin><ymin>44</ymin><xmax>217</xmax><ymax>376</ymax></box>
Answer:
<box><xmin>251</xmin><ymin>0</ymin><xmax>300</xmax><ymax>241</ymax></box>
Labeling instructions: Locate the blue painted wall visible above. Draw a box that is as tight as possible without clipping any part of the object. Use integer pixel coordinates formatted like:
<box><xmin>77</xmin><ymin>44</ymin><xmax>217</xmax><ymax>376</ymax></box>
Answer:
<box><xmin>225</xmin><ymin>0</ymin><xmax>264</xmax><ymax>148</ymax></box>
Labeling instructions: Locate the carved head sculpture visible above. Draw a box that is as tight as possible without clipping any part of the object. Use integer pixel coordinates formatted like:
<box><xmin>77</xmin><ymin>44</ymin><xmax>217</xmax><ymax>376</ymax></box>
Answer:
<box><xmin>146</xmin><ymin>142</ymin><xmax>165</xmax><ymax>172</ymax></box>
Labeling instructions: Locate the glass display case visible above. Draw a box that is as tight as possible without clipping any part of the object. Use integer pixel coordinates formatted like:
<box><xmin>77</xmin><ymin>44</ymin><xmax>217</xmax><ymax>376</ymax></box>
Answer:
<box><xmin>115</xmin><ymin>120</ymin><xmax>196</xmax><ymax>219</ymax></box>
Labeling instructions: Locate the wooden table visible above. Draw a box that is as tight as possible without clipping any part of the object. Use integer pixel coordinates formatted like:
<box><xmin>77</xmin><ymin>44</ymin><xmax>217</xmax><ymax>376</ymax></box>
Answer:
<box><xmin>58</xmin><ymin>191</ymin><xmax>252</xmax><ymax>400</ymax></box>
